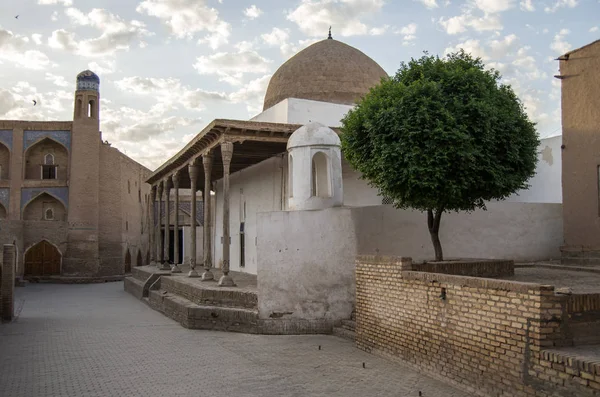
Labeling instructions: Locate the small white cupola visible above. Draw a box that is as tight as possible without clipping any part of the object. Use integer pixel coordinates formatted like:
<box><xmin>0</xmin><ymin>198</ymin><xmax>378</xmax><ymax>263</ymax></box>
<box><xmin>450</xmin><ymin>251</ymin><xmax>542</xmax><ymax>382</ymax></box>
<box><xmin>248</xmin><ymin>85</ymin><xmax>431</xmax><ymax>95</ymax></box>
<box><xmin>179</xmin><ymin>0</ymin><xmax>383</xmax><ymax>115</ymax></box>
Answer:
<box><xmin>287</xmin><ymin>121</ymin><xmax>343</xmax><ymax>210</ymax></box>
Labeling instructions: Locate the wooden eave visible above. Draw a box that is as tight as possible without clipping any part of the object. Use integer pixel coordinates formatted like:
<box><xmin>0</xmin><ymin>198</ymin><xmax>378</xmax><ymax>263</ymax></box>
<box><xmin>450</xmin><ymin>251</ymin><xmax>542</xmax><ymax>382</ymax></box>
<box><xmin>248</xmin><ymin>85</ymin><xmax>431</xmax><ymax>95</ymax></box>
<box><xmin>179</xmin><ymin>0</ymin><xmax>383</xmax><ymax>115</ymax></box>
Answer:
<box><xmin>146</xmin><ymin>119</ymin><xmax>307</xmax><ymax>189</ymax></box>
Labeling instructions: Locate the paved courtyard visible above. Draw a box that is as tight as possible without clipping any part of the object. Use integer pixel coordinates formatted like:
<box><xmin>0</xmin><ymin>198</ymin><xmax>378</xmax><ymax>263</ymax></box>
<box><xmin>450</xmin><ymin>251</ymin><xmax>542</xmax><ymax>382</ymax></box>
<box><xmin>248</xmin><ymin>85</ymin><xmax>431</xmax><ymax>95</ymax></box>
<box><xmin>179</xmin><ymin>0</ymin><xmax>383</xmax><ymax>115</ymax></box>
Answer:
<box><xmin>0</xmin><ymin>282</ymin><xmax>470</xmax><ymax>397</ymax></box>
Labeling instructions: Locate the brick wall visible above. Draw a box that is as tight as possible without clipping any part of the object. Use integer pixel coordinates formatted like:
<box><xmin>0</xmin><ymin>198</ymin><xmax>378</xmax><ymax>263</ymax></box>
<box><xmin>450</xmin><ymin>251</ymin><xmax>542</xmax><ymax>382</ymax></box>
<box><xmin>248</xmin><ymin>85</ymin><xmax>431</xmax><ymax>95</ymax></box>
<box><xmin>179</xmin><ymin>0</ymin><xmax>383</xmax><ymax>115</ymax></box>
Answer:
<box><xmin>355</xmin><ymin>255</ymin><xmax>598</xmax><ymax>397</ymax></box>
<box><xmin>1</xmin><ymin>245</ymin><xmax>15</xmax><ymax>322</ymax></box>
<box><xmin>414</xmin><ymin>259</ymin><xmax>514</xmax><ymax>278</ymax></box>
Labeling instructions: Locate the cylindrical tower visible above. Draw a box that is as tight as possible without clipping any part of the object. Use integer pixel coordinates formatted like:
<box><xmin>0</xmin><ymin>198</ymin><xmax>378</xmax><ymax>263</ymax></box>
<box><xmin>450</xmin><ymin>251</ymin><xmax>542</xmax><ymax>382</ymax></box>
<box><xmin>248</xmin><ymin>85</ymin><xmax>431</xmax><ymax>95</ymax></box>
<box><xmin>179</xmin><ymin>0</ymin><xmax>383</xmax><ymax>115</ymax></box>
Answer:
<box><xmin>287</xmin><ymin>122</ymin><xmax>343</xmax><ymax>211</ymax></box>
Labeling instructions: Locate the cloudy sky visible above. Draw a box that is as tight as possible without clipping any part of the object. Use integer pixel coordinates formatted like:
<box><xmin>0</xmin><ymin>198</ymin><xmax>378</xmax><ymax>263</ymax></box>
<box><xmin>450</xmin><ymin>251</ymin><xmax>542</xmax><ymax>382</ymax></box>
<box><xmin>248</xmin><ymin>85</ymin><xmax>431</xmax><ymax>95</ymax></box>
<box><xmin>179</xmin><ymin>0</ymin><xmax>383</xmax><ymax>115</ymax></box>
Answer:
<box><xmin>0</xmin><ymin>0</ymin><xmax>598</xmax><ymax>170</ymax></box>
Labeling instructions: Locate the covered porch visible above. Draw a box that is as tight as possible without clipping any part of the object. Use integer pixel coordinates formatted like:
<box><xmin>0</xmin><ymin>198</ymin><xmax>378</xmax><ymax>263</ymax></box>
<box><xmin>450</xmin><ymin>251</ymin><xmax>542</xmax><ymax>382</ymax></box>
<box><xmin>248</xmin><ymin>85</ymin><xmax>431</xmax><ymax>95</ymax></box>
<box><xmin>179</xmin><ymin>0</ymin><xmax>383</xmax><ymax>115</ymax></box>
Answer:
<box><xmin>146</xmin><ymin>119</ymin><xmax>301</xmax><ymax>287</ymax></box>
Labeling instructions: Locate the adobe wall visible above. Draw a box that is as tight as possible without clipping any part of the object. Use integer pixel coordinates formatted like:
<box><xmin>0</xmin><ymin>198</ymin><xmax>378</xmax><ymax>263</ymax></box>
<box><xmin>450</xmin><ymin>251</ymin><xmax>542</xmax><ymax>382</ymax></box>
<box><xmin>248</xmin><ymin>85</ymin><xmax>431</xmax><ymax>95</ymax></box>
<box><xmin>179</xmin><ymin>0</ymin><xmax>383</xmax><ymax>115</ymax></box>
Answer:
<box><xmin>355</xmin><ymin>255</ymin><xmax>599</xmax><ymax>397</ymax></box>
<box><xmin>98</xmin><ymin>144</ymin><xmax>151</xmax><ymax>276</ymax></box>
<box><xmin>560</xmin><ymin>41</ymin><xmax>600</xmax><ymax>260</ymax></box>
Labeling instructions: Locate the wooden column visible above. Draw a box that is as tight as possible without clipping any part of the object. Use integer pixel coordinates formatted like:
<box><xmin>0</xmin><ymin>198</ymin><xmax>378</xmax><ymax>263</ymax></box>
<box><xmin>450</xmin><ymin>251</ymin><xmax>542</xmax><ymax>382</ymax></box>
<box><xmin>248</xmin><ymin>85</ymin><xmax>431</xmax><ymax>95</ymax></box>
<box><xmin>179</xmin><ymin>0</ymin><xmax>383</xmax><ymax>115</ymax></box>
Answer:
<box><xmin>218</xmin><ymin>141</ymin><xmax>236</xmax><ymax>287</ymax></box>
<box><xmin>149</xmin><ymin>185</ymin><xmax>157</xmax><ymax>265</ymax></box>
<box><xmin>156</xmin><ymin>182</ymin><xmax>164</xmax><ymax>267</ymax></box>
<box><xmin>201</xmin><ymin>152</ymin><xmax>214</xmax><ymax>281</ymax></box>
<box><xmin>171</xmin><ymin>171</ymin><xmax>182</xmax><ymax>273</ymax></box>
<box><xmin>161</xmin><ymin>179</ymin><xmax>171</xmax><ymax>270</ymax></box>
<box><xmin>188</xmin><ymin>162</ymin><xmax>200</xmax><ymax>277</ymax></box>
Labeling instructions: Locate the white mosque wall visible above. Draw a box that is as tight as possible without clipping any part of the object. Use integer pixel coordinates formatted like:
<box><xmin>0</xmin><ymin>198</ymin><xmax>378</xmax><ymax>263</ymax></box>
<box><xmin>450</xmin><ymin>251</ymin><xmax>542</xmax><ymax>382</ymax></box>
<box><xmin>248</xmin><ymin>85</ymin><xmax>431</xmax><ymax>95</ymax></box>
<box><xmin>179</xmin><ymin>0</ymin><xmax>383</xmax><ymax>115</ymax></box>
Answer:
<box><xmin>251</xmin><ymin>99</ymin><xmax>290</xmax><ymax>123</ymax></box>
<box><xmin>504</xmin><ymin>135</ymin><xmax>562</xmax><ymax>204</ymax></box>
<box><xmin>251</xmin><ymin>98</ymin><xmax>353</xmax><ymax>127</ymax></box>
<box><xmin>213</xmin><ymin>155</ymin><xmax>286</xmax><ymax>275</ymax></box>
<box><xmin>256</xmin><ymin>201</ymin><xmax>562</xmax><ymax>321</ymax></box>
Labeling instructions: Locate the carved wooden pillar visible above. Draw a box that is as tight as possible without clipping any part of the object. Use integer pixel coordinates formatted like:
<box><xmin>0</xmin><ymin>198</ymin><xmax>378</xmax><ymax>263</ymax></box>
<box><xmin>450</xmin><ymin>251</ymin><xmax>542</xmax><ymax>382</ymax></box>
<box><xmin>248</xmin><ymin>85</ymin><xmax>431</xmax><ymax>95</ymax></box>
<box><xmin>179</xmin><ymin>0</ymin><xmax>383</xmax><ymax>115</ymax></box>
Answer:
<box><xmin>161</xmin><ymin>179</ymin><xmax>171</xmax><ymax>270</ymax></box>
<box><xmin>218</xmin><ymin>141</ymin><xmax>236</xmax><ymax>287</ymax></box>
<box><xmin>201</xmin><ymin>152</ymin><xmax>214</xmax><ymax>281</ymax></box>
<box><xmin>188</xmin><ymin>161</ymin><xmax>200</xmax><ymax>277</ymax></box>
<box><xmin>171</xmin><ymin>171</ymin><xmax>182</xmax><ymax>273</ymax></box>
<box><xmin>149</xmin><ymin>185</ymin><xmax>157</xmax><ymax>265</ymax></box>
<box><xmin>156</xmin><ymin>182</ymin><xmax>164</xmax><ymax>268</ymax></box>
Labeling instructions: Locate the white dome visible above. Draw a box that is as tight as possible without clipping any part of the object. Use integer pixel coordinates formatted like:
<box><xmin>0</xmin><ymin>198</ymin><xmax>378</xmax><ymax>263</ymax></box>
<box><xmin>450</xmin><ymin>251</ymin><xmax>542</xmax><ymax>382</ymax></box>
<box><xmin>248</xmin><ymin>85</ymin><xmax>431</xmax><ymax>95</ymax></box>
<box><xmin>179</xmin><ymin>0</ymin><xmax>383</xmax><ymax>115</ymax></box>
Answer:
<box><xmin>287</xmin><ymin>122</ymin><xmax>340</xmax><ymax>150</ymax></box>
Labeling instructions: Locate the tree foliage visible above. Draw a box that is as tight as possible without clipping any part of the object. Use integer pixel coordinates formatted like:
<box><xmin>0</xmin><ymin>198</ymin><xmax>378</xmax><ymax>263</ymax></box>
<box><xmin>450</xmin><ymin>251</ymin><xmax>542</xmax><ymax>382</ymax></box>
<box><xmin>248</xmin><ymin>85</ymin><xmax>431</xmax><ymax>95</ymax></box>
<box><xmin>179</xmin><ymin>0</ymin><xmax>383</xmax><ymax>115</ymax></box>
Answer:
<box><xmin>340</xmin><ymin>50</ymin><xmax>539</xmax><ymax>260</ymax></box>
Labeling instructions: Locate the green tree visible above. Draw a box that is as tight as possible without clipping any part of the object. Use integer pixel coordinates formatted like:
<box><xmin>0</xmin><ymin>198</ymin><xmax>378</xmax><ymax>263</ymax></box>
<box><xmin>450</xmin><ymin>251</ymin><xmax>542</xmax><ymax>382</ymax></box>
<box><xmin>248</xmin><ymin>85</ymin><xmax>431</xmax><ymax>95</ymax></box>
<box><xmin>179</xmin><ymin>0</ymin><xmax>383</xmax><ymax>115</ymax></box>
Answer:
<box><xmin>340</xmin><ymin>51</ymin><xmax>539</xmax><ymax>261</ymax></box>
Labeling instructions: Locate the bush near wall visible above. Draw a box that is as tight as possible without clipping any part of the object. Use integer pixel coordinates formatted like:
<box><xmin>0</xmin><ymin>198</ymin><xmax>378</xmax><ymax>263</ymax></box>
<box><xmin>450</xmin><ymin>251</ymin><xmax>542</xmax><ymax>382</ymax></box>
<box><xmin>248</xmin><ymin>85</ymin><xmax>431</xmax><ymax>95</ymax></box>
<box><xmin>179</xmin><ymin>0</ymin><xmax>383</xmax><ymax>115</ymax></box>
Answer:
<box><xmin>355</xmin><ymin>255</ymin><xmax>599</xmax><ymax>397</ymax></box>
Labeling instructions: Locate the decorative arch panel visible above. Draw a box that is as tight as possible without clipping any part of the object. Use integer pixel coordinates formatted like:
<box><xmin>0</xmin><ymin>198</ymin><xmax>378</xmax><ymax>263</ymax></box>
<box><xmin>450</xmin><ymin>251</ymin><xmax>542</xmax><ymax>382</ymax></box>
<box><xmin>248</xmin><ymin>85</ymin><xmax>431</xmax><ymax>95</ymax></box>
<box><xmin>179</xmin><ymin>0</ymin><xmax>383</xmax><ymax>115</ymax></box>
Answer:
<box><xmin>0</xmin><ymin>130</ymin><xmax>13</xmax><ymax>151</ymax></box>
<box><xmin>22</xmin><ymin>192</ymin><xmax>67</xmax><ymax>221</ymax></box>
<box><xmin>21</xmin><ymin>187</ymin><xmax>68</xmax><ymax>216</ymax></box>
<box><xmin>23</xmin><ymin>130</ymin><xmax>71</xmax><ymax>152</ymax></box>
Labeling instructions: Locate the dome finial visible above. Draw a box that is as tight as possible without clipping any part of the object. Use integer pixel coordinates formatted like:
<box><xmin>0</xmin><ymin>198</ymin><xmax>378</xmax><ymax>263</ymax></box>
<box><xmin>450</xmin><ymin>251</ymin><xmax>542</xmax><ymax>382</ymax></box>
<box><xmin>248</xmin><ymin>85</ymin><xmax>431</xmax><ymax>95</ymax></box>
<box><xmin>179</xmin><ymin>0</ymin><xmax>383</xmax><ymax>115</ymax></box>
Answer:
<box><xmin>328</xmin><ymin>26</ymin><xmax>332</xmax><ymax>39</ymax></box>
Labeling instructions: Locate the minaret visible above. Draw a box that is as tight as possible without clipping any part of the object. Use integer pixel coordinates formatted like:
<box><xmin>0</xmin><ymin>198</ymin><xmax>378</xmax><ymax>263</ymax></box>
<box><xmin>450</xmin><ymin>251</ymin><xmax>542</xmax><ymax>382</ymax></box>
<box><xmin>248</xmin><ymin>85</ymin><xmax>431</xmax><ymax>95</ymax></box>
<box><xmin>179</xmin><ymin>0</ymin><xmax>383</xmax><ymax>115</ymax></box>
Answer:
<box><xmin>63</xmin><ymin>70</ymin><xmax>101</xmax><ymax>275</ymax></box>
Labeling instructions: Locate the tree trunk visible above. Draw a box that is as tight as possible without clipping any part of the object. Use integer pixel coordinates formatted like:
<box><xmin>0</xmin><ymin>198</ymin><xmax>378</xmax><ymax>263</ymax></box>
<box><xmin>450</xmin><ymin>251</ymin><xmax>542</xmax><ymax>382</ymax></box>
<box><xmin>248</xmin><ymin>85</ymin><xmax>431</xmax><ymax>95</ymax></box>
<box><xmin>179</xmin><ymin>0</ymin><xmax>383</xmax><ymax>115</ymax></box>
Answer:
<box><xmin>427</xmin><ymin>208</ymin><xmax>444</xmax><ymax>261</ymax></box>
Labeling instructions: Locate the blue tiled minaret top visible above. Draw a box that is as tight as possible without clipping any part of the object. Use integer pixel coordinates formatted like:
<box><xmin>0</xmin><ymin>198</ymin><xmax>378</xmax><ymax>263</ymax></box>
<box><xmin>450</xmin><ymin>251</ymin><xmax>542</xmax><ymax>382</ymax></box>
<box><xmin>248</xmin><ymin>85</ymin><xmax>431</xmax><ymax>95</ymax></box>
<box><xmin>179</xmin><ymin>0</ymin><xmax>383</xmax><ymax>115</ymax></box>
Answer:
<box><xmin>76</xmin><ymin>70</ymin><xmax>99</xmax><ymax>91</ymax></box>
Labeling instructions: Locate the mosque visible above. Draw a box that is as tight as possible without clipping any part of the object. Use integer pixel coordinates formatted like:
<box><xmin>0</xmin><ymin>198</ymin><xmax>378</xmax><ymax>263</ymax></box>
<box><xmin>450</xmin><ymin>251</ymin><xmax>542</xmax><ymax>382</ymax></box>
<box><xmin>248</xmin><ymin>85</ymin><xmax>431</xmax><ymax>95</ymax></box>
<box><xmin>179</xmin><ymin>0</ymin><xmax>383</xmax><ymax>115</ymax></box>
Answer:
<box><xmin>146</xmin><ymin>34</ymin><xmax>563</xmax><ymax>291</ymax></box>
<box><xmin>0</xmin><ymin>71</ymin><xmax>152</xmax><ymax>280</ymax></box>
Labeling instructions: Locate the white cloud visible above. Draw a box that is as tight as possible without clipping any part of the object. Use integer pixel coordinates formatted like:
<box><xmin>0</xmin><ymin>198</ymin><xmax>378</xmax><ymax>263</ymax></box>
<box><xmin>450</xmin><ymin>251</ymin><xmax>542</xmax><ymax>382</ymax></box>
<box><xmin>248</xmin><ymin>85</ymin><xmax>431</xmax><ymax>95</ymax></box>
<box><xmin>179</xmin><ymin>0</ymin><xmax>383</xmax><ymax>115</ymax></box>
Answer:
<box><xmin>244</xmin><ymin>5</ymin><xmax>263</xmax><ymax>19</ymax></box>
<box><xmin>287</xmin><ymin>0</ymin><xmax>385</xmax><ymax>37</ymax></box>
<box><xmin>115</xmin><ymin>76</ymin><xmax>229</xmax><ymax>111</ymax></box>
<box><xmin>31</xmin><ymin>34</ymin><xmax>43</xmax><ymax>45</ymax></box>
<box><xmin>370</xmin><ymin>25</ymin><xmax>389</xmax><ymax>35</ymax></box>
<box><xmin>445</xmin><ymin>39</ymin><xmax>489</xmax><ymax>59</ymax></box>
<box><xmin>49</xmin><ymin>8</ymin><xmax>152</xmax><ymax>57</ymax></box>
<box><xmin>0</xmin><ymin>28</ymin><xmax>52</xmax><ymax>70</ymax></box>
<box><xmin>395</xmin><ymin>23</ymin><xmax>417</xmax><ymax>45</ymax></box>
<box><xmin>229</xmin><ymin>74</ymin><xmax>272</xmax><ymax>115</ymax></box>
<box><xmin>45</xmin><ymin>73</ymin><xmax>69</xmax><ymax>87</ymax></box>
<box><xmin>473</xmin><ymin>0</ymin><xmax>515</xmax><ymax>13</ymax></box>
<box><xmin>1</xmin><ymin>82</ymin><xmax>72</xmax><ymax>120</ymax></box>
<box><xmin>550</xmin><ymin>28</ymin><xmax>571</xmax><ymax>55</ymax></box>
<box><xmin>88</xmin><ymin>60</ymin><xmax>117</xmax><ymax>75</ymax></box>
<box><xmin>488</xmin><ymin>33</ymin><xmax>518</xmax><ymax>57</ymax></box>
<box><xmin>520</xmin><ymin>0</ymin><xmax>535</xmax><ymax>11</ymax></box>
<box><xmin>416</xmin><ymin>0</ymin><xmax>439</xmax><ymax>9</ymax></box>
<box><xmin>193</xmin><ymin>50</ymin><xmax>272</xmax><ymax>85</ymax></box>
<box><xmin>545</xmin><ymin>0</ymin><xmax>578</xmax><ymax>13</ymax></box>
<box><xmin>137</xmin><ymin>0</ymin><xmax>231</xmax><ymax>49</ymax></box>
<box><xmin>590</xmin><ymin>26</ymin><xmax>599</xmax><ymax>33</ymax></box>
<box><xmin>38</xmin><ymin>0</ymin><xmax>72</xmax><ymax>5</ymax></box>
<box><xmin>51</xmin><ymin>11</ymin><xmax>59</xmax><ymax>21</ymax></box>
<box><xmin>438</xmin><ymin>12</ymin><xmax>503</xmax><ymax>34</ymax></box>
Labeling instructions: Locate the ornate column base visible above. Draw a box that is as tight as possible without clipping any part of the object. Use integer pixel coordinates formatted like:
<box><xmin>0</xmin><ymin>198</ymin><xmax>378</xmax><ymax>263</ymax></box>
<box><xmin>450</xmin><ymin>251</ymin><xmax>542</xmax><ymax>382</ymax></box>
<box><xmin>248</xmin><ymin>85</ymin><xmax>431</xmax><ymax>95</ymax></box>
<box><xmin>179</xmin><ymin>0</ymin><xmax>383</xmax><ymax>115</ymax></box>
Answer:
<box><xmin>218</xmin><ymin>274</ymin><xmax>236</xmax><ymax>287</ymax></box>
<box><xmin>170</xmin><ymin>264</ymin><xmax>182</xmax><ymax>273</ymax></box>
<box><xmin>201</xmin><ymin>269</ymin><xmax>214</xmax><ymax>281</ymax></box>
<box><xmin>159</xmin><ymin>262</ymin><xmax>171</xmax><ymax>271</ymax></box>
<box><xmin>149</xmin><ymin>261</ymin><xmax>156</xmax><ymax>267</ymax></box>
<box><xmin>188</xmin><ymin>269</ymin><xmax>199</xmax><ymax>278</ymax></box>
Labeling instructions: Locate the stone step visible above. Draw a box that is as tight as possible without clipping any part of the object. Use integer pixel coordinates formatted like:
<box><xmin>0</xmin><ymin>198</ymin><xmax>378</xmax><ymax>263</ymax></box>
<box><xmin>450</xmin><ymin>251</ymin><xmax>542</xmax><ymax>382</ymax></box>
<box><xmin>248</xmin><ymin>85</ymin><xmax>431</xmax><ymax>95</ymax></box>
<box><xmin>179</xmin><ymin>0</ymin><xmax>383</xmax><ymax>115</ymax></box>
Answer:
<box><xmin>124</xmin><ymin>276</ymin><xmax>145</xmax><ymax>299</ymax></box>
<box><xmin>160</xmin><ymin>276</ymin><xmax>258</xmax><ymax>309</ymax></box>
<box><xmin>147</xmin><ymin>289</ymin><xmax>259</xmax><ymax>333</ymax></box>
<box><xmin>341</xmin><ymin>319</ymin><xmax>356</xmax><ymax>332</ymax></box>
<box><xmin>333</xmin><ymin>326</ymin><xmax>355</xmax><ymax>341</ymax></box>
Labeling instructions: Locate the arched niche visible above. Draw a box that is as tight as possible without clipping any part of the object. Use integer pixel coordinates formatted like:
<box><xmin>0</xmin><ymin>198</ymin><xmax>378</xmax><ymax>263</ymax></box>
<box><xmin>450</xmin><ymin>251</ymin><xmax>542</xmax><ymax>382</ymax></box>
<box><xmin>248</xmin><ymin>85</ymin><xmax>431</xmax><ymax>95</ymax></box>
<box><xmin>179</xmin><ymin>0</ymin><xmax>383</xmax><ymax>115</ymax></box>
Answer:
<box><xmin>0</xmin><ymin>142</ymin><xmax>10</xmax><ymax>180</ymax></box>
<box><xmin>24</xmin><ymin>138</ymin><xmax>68</xmax><ymax>180</ymax></box>
<box><xmin>0</xmin><ymin>203</ymin><xmax>6</xmax><ymax>219</ymax></box>
<box><xmin>136</xmin><ymin>249</ymin><xmax>143</xmax><ymax>267</ymax></box>
<box><xmin>124</xmin><ymin>248</ymin><xmax>131</xmax><ymax>273</ymax></box>
<box><xmin>311</xmin><ymin>151</ymin><xmax>331</xmax><ymax>198</ymax></box>
<box><xmin>23</xmin><ymin>192</ymin><xmax>67</xmax><ymax>221</ymax></box>
<box><xmin>288</xmin><ymin>154</ymin><xmax>294</xmax><ymax>198</ymax></box>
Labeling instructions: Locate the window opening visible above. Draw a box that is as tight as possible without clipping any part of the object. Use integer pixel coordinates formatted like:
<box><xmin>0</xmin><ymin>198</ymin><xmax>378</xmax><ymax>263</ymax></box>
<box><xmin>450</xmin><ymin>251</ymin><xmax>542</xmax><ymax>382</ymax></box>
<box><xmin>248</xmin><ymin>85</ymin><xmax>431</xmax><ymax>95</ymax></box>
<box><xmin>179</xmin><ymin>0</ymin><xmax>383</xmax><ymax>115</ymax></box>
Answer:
<box><xmin>311</xmin><ymin>152</ymin><xmax>331</xmax><ymax>198</ymax></box>
<box><xmin>45</xmin><ymin>208</ymin><xmax>54</xmax><ymax>220</ymax></box>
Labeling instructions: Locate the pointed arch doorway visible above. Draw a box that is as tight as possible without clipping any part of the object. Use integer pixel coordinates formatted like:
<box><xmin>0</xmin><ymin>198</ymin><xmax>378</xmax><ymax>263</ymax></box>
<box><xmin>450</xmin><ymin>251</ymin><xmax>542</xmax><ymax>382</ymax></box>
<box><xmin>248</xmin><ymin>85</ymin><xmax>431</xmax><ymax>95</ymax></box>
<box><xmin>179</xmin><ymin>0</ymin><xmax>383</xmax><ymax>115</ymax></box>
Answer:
<box><xmin>24</xmin><ymin>240</ymin><xmax>61</xmax><ymax>277</ymax></box>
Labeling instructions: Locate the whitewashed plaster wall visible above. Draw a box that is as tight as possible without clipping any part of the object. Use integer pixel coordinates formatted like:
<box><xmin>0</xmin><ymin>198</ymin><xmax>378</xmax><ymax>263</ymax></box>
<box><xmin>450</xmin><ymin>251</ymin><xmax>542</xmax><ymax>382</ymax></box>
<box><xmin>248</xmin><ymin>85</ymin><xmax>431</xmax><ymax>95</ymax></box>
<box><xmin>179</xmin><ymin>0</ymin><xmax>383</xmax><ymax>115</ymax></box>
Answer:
<box><xmin>251</xmin><ymin>98</ymin><xmax>352</xmax><ymax>127</ymax></box>
<box><xmin>505</xmin><ymin>135</ymin><xmax>562</xmax><ymax>203</ymax></box>
<box><xmin>352</xmin><ymin>202</ymin><xmax>563</xmax><ymax>262</ymax></box>
<box><xmin>255</xmin><ymin>201</ymin><xmax>562</xmax><ymax>321</ymax></box>
<box><xmin>256</xmin><ymin>208</ymin><xmax>356</xmax><ymax>321</ymax></box>
<box><xmin>213</xmin><ymin>155</ymin><xmax>286</xmax><ymax>275</ymax></box>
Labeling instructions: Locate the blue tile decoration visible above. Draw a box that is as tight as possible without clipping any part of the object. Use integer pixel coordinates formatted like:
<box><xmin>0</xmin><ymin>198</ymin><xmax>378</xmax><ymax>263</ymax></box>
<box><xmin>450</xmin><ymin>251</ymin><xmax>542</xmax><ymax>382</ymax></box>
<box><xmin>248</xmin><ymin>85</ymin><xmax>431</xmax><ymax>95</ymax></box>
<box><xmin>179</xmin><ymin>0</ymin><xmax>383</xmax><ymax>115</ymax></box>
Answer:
<box><xmin>23</xmin><ymin>130</ymin><xmax>71</xmax><ymax>152</ymax></box>
<box><xmin>77</xmin><ymin>70</ymin><xmax>100</xmax><ymax>91</ymax></box>
<box><xmin>21</xmin><ymin>187</ymin><xmax>68</xmax><ymax>211</ymax></box>
<box><xmin>0</xmin><ymin>130</ymin><xmax>13</xmax><ymax>150</ymax></box>
<box><xmin>0</xmin><ymin>188</ymin><xmax>9</xmax><ymax>210</ymax></box>
<box><xmin>154</xmin><ymin>201</ymin><xmax>204</xmax><ymax>226</ymax></box>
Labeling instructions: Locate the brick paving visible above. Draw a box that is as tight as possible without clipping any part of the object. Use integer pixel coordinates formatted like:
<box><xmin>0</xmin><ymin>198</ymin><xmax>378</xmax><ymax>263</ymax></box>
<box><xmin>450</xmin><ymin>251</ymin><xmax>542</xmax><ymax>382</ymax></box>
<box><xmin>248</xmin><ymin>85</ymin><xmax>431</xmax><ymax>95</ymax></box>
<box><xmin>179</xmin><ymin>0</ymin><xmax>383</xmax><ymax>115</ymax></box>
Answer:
<box><xmin>0</xmin><ymin>282</ymin><xmax>470</xmax><ymax>397</ymax></box>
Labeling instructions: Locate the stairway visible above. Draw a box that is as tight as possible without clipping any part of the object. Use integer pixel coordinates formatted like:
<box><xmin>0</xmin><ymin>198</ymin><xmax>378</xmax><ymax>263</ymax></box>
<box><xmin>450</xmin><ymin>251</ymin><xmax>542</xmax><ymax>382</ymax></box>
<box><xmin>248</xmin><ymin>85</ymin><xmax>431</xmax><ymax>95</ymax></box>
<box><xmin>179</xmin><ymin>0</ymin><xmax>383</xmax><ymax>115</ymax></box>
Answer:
<box><xmin>333</xmin><ymin>310</ymin><xmax>356</xmax><ymax>341</ymax></box>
